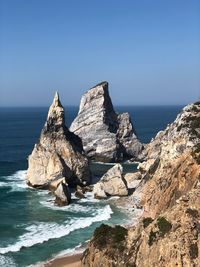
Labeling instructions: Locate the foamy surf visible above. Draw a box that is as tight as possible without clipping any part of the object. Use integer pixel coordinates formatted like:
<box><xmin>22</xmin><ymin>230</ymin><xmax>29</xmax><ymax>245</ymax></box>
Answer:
<box><xmin>0</xmin><ymin>255</ymin><xmax>16</xmax><ymax>267</ymax></box>
<box><xmin>0</xmin><ymin>205</ymin><xmax>113</xmax><ymax>255</ymax></box>
<box><xmin>0</xmin><ymin>170</ymin><xmax>28</xmax><ymax>192</ymax></box>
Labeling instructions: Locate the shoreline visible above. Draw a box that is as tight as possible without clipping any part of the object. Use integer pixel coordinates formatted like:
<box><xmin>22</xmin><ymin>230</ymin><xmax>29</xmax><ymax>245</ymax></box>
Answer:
<box><xmin>38</xmin><ymin>194</ymin><xmax>142</xmax><ymax>267</ymax></box>
<box><xmin>43</xmin><ymin>253</ymin><xmax>82</xmax><ymax>267</ymax></box>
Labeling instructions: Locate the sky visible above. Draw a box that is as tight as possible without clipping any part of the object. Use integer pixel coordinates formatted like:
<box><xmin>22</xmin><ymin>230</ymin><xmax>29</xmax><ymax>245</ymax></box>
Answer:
<box><xmin>0</xmin><ymin>0</ymin><xmax>200</xmax><ymax>106</ymax></box>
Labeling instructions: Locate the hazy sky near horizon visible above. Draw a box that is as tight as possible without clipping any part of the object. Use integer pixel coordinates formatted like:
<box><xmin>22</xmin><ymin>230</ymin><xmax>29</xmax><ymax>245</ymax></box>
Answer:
<box><xmin>0</xmin><ymin>0</ymin><xmax>200</xmax><ymax>107</ymax></box>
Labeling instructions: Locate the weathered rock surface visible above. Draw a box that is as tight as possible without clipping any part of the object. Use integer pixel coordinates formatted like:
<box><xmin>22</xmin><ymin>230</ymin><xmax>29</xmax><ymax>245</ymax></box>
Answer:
<box><xmin>82</xmin><ymin>101</ymin><xmax>200</xmax><ymax>267</ymax></box>
<box><xmin>124</xmin><ymin>172</ymin><xmax>142</xmax><ymax>189</ymax></box>
<box><xmin>27</xmin><ymin>92</ymin><xmax>91</xmax><ymax>187</ymax></box>
<box><xmin>70</xmin><ymin>82</ymin><xmax>143</xmax><ymax>162</ymax></box>
<box><xmin>93</xmin><ymin>164</ymin><xmax>128</xmax><ymax>198</ymax></box>
<box><xmin>82</xmin><ymin>185</ymin><xmax>200</xmax><ymax>267</ymax></box>
<box><xmin>54</xmin><ymin>182</ymin><xmax>71</xmax><ymax>206</ymax></box>
<box><xmin>139</xmin><ymin>101</ymin><xmax>200</xmax><ymax>217</ymax></box>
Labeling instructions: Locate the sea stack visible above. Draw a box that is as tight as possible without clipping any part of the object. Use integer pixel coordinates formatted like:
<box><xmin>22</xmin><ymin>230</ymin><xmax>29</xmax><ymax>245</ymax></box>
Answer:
<box><xmin>70</xmin><ymin>82</ymin><xmax>143</xmax><ymax>162</ymax></box>
<box><xmin>27</xmin><ymin>92</ymin><xmax>90</xmax><ymax>188</ymax></box>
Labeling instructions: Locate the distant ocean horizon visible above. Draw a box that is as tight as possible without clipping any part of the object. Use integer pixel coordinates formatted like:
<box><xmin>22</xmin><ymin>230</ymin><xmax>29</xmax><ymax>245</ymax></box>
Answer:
<box><xmin>0</xmin><ymin>105</ymin><xmax>183</xmax><ymax>267</ymax></box>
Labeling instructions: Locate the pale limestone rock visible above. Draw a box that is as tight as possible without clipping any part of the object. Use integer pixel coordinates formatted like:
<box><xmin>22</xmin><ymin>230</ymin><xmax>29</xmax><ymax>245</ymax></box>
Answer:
<box><xmin>49</xmin><ymin>177</ymin><xmax>65</xmax><ymax>191</ymax></box>
<box><xmin>70</xmin><ymin>82</ymin><xmax>142</xmax><ymax>162</ymax></box>
<box><xmin>93</xmin><ymin>183</ymin><xmax>107</xmax><ymax>199</ymax></box>
<box><xmin>94</xmin><ymin>164</ymin><xmax>128</xmax><ymax>198</ymax></box>
<box><xmin>27</xmin><ymin>92</ymin><xmax>90</xmax><ymax>187</ymax></box>
<box><xmin>124</xmin><ymin>172</ymin><xmax>141</xmax><ymax>189</ymax></box>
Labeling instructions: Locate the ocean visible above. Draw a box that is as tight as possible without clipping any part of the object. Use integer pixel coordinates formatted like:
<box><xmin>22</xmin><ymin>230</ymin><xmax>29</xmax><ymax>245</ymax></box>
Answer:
<box><xmin>0</xmin><ymin>106</ymin><xmax>183</xmax><ymax>267</ymax></box>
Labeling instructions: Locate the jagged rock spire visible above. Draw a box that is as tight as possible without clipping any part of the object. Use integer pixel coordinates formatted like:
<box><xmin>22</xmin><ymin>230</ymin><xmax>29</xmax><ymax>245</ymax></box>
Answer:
<box><xmin>27</xmin><ymin>92</ymin><xmax>90</xmax><ymax>187</ymax></box>
<box><xmin>46</xmin><ymin>91</ymin><xmax>65</xmax><ymax>128</ymax></box>
<box><xmin>70</xmin><ymin>81</ymin><xmax>143</xmax><ymax>162</ymax></box>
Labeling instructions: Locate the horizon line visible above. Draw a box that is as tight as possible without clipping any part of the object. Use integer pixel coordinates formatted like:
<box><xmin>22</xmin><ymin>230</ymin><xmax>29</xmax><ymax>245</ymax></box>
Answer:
<box><xmin>0</xmin><ymin>104</ymin><xmax>186</xmax><ymax>108</ymax></box>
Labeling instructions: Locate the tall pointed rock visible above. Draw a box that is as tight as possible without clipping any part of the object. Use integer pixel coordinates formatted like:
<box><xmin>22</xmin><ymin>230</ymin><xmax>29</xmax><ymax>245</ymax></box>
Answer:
<box><xmin>70</xmin><ymin>82</ymin><xmax>143</xmax><ymax>162</ymax></box>
<box><xmin>27</xmin><ymin>92</ymin><xmax>90</xmax><ymax>187</ymax></box>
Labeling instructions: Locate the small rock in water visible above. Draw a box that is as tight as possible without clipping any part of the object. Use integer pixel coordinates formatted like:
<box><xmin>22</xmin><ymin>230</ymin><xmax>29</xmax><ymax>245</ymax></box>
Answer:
<box><xmin>54</xmin><ymin>182</ymin><xmax>71</xmax><ymax>206</ymax></box>
<box><xmin>75</xmin><ymin>189</ymin><xmax>85</xmax><ymax>199</ymax></box>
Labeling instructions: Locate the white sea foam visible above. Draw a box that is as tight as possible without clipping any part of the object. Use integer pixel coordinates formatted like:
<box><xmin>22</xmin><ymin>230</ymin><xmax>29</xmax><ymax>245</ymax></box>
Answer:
<box><xmin>0</xmin><ymin>170</ymin><xmax>28</xmax><ymax>192</ymax></box>
<box><xmin>0</xmin><ymin>181</ymin><xmax>7</xmax><ymax>187</ymax></box>
<box><xmin>40</xmin><ymin>200</ymin><xmax>95</xmax><ymax>213</ymax></box>
<box><xmin>0</xmin><ymin>255</ymin><xmax>16</xmax><ymax>267</ymax></box>
<box><xmin>79</xmin><ymin>192</ymin><xmax>99</xmax><ymax>203</ymax></box>
<box><xmin>0</xmin><ymin>205</ymin><xmax>113</xmax><ymax>254</ymax></box>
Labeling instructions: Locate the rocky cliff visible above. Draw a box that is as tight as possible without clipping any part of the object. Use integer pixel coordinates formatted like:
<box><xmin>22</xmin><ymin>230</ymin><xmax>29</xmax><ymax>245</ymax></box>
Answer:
<box><xmin>27</xmin><ymin>92</ymin><xmax>90</xmax><ymax>188</ymax></box>
<box><xmin>81</xmin><ymin>101</ymin><xmax>200</xmax><ymax>267</ymax></box>
<box><xmin>139</xmin><ymin>101</ymin><xmax>200</xmax><ymax>217</ymax></box>
<box><xmin>82</xmin><ymin>185</ymin><xmax>200</xmax><ymax>267</ymax></box>
<box><xmin>70</xmin><ymin>82</ymin><xmax>143</xmax><ymax>162</ymax></box>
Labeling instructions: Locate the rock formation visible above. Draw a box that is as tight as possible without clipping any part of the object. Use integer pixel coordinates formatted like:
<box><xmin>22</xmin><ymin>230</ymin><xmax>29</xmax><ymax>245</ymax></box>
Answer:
<box><xmin>54</xmin><ymin>182</ymin><xmax>71</xmax><ymax>206</ymax></box>
<box><xmin>82</xmin><ymin>101</ymin><xmax>200</xmax><ymax>266</ymax></box>
<box><xmin>139</xmin><ymin>101</ymin><xmax>200</xmax><ymax>217</ymax></box>
<box><xmin>93</xmin><ymin>164</ymin><xmax>128</xmax><ymax>198</ymax></box>
<box><xmin>82</xmin><ymin>185</ymin><xmax>200</xmax><ymax>267</ymax></box>
<box><xmin>70</xmin><ymin>82</ymin><xmax>143</xmax><ymax>162</ymax></box>
<box><xmin>27</xmin><ymin>92</ymin><xmax>91</xmax><ymax>188</ymax></box>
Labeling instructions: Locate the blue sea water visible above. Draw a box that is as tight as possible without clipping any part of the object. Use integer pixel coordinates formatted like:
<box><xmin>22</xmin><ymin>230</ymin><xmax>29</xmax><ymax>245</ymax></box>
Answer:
<box><xmin>0</xmin><ymin>106</ymin><xmax>183</xmax><ymax>267</ymax></box>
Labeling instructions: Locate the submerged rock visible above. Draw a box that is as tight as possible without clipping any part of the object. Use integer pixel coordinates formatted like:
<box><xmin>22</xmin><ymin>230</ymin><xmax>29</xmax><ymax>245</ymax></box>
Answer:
<box><xmin>93</xmin><ymin>164</ymin><xmax>128</xmax><ymax>198</ymax></box>
<box><xmin>70</xmin><ymin>82</ymin><xmax>143</xmax><ymax>162</ymax></box>
<box><xmin>54</xmin><ymin>182</ymin><xmax>71</xmax><ymax>206</ymax></box>
<box><xmin>27</xmin><ymin>92</ymin><xmax>91</xmax><ymax>188</ymax></box>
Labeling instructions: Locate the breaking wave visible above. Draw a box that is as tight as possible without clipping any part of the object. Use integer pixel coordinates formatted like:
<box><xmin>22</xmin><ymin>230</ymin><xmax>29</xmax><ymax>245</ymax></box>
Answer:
<box><xmin>0</xmin><ymin>205</ymin><xmax>113</xmax><ymax>254</ymax></box>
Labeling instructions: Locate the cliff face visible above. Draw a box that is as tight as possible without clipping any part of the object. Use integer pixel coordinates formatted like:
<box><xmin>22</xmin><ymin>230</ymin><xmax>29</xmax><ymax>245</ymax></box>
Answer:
<box><xmin>82</xmin><ymin>101</ymin><xmax>200</xmax><ymax>267</ymax></box>
<box><xmin>27</xmin><ymin>92</ymin><xmax>90</xmax><ymax>187</ymax></box>
<box><xmin>70</xmin><ymin>82</ymin><xmax>143</xmax><ymax>162</ymax></box>
<box><xmin>83</xmin><ymin>185</ymin><xmax>200</xmax><ymax>267</ymax></box>
<box><xmin>139</xmin><ymin>101</ymin><xmax>200</xmax><ymax>217</ymax></box>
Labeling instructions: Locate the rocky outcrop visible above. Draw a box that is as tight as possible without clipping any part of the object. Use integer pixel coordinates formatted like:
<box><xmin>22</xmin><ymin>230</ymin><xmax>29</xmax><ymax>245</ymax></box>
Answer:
<box><xmin>82</xmin><ymin>185</ymin><xmax>200</xmax><ymax>267</ymax></box>
<box><xmin>93</xmin><ymin>164</ymin><xmax>128</xmax><ymax>198</ymax></box>
<box><xmin>70</xmin><ymin>82</ymin><xmax>143</xmax><ymax>162</ymax></box>
<box><xmin>27</xmin><ymin>92</ymin><xmax>91</xmax><ymax>188</ymax></box>
<box><xmin>139</xmin><ymin>101</ymin><xmax>200</xmax><ymax>217</ymax></box>
<box><xmin>124</xmin><ymin>172</ymin><xmax>142</xmax><ymax>189</ymax></box>
<box><xmin>54</xmin><ymin>182</ymin><xmax>71</xmax><ymax>206</ymax></box>
<box><xmin>82</xmin><ymin>101</ymin><xmax>200</xmax><ymax>267</ymax></box>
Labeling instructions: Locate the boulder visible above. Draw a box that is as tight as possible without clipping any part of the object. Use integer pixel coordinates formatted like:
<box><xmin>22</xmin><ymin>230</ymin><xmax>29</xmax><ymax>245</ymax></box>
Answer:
<box><xmin>54</xmin><ymin>182</ymin><xmax>71</xmax><ymax>206</ymax></box>
<box><xmin>70</xmin><ymin>82</ymin><xmax>142</xmax><ymax>162</ymax></box>
<box><xmin>124</xmin><ymin>172</ymin><xmax>142</xmax><ymax>189</ymax></box>
<box><xmin>75</xmin><ymin>189</ymin><xmax>85</xmax><ymax>199</ymax></box>
<box><xmin>27</xmin><ymin>92</ymin><xmax>91</xmax><ymax>187</ymax></box>
<box><xmin>93</xmin><ymin>183</ymin><xmax>107</xmax><ymax>199</ymax></box>
<box><xmin>94</xmin><ymin>164</ymin><xmax>128</xmax><ymax>198</ymax></box>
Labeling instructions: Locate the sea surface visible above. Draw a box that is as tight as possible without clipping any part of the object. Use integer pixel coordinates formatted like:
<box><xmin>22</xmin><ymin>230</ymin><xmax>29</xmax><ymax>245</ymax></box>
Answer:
<box><xmin>0</xmin><ymin>106</ymin><xmax>183</xmax><ymax>267</ymax></box>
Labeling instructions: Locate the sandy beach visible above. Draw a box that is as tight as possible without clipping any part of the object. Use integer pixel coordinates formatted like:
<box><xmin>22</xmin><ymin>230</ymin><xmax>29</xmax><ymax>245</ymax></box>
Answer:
<box><xmin>43</xmin><ymin>253</ymin><xmax>82</xmax><ymax>267</ymax></box>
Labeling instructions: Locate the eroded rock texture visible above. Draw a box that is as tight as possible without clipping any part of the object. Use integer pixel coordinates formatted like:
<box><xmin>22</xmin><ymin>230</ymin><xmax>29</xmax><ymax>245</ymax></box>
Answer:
<box><xmin>27</xmin><ymin>92</ymin><xmax>90</xmax><ymax>187</ymax></box>
<box><xmin>93</xmin><ymin>164</ymin><xmax>128</xmax><ymax>198</ymax></box>
<box><xmin>82</xmin><ymin>101</ymin><xmax>200</xmax><ymax>267</ymax></box>
<box><xmin>70</xmin><ymin>82</ymin><xmax>143</xmax><ymax>162</ymax></box>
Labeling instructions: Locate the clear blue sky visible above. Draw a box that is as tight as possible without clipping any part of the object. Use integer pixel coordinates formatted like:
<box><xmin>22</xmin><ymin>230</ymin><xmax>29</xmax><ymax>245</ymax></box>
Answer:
<box><xmin>0</xmin><ymin>0</ymin><xmax>199</xmax><ymax>106</ymax></box>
